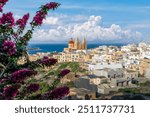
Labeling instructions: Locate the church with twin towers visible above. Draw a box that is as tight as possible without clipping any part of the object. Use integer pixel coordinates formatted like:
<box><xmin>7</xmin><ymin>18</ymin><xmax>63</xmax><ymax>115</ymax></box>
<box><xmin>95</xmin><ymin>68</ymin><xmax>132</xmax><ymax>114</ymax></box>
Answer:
<box><xmin>64</xmin><ymin>37</ymin><xmax>87</xmax><ymax>52</ymax></box>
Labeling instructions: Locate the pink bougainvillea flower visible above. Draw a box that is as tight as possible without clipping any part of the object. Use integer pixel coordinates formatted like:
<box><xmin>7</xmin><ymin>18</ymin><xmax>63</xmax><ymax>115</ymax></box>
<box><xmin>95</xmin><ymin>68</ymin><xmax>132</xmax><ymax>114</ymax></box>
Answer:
<box><xmin>1</xmin><ymin>12</ymin><xmax>15</xmax><ymax>27</ymax></box>
<box><xmin>16</xmin><ymin>13</ymin><xmax>29</xmax><ymax>29</ymax></box>
<box><xmin>0</xmin><ymin>0</ymin><xmax>8</xmax><ymax>11</ymax></box>
<box><xmin>3</xmin><ymin>85</ymin><xmax>19</xmax><ymax>99</ymax></box>
<box><xmin>2</xmin><ymin>40</ymin><xmax>16</xmax><ymax>56</ymax></box>
<box><xmin>43</xmin><ymin>86</ymin><xmax>69</xmax><ymax>99</ymax></box>
<box><xmin>27</xmin><ymin>83</ymin><xmax>40</xmax><ymax>93</ymax></box>
<box><xmin>10</xmin><ymin>69</ymin><xmax>37</xmax><ymax>83</ymax></box>
<box><xmin>59</xmin><ymin>69</ymin><xmax>70</xmax><ymax>77</ymax></box>
<box><xmin>38</xmin><ymin>56</ymin><xmax>57</xmax><ymax>67</ymax></box>
<box><xmin>31</xmin><ymin>2</ymin><xmax>60</xmax><ymax>26</ymax></box>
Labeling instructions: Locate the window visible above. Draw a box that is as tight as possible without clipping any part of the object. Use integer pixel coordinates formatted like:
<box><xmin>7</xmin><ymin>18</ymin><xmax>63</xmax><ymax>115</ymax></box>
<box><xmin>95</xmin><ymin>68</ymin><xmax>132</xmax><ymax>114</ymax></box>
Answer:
<box><xmin>117</xmin><ymin>83</ymin><xmax>119</xmax><ymax>86</ymax></box>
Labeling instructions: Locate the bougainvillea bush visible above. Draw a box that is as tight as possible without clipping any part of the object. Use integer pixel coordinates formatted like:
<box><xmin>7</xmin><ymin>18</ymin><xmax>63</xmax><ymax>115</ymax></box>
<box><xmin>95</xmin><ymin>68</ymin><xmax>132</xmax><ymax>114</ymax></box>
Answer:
<box><xmin>0</xmin><ymin>1</ymin><xmax>70</xmax><ymax>100</ymax></box>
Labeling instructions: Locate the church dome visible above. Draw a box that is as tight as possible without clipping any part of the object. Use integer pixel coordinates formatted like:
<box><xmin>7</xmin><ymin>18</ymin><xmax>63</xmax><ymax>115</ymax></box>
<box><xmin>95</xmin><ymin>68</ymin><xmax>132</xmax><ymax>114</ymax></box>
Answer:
<box><xmin>69</xmin><ymin>38</ymin><xmax>74</xmax><ymax>44</ymax></box>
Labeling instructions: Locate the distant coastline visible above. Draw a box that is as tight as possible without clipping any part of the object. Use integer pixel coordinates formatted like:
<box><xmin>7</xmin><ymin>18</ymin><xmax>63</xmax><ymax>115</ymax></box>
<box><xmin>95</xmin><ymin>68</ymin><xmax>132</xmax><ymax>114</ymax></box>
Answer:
<box><xmin>28</xmin><ymin>43</ymin><xmax>125</xmax><ymax>54</ymax></box>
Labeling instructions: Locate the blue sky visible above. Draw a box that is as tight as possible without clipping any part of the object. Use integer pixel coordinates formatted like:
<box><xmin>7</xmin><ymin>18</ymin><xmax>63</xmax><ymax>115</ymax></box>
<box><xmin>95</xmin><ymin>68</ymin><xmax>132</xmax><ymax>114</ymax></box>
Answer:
<box><xmin>3</xmin><ymin>0</ymin><xmax>150</xmax><ymax>43</ymax></box>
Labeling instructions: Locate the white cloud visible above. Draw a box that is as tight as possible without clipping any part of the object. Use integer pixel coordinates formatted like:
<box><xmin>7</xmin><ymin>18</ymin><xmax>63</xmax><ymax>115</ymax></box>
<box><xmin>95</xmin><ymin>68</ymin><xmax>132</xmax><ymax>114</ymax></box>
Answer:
<box><xmin>43</xmin><ymin>17</ymin><xmax>59</xmax><ymax>25</ymax></box>
<box><xmin>128</xmin><ymin>23</ymin><xmax>150</xmax><ymax>29</ymax></box>
<box><xmin>32</xmin><ymin>15</ymin><xmax>142</xmax><ymax>42</ymax></box>
<box><xmin>14</xmin><ymin>15</ymin><xmax>21</xmax><ymax>19</ymax></box>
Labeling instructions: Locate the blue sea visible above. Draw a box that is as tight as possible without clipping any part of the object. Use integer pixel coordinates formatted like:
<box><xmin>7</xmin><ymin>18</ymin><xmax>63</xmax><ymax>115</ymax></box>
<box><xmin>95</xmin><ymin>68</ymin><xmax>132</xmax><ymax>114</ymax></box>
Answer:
<box><xmin>28</xmin><ymin>43</ymin><xmax>125</xmax><ymax>54</ymax></box>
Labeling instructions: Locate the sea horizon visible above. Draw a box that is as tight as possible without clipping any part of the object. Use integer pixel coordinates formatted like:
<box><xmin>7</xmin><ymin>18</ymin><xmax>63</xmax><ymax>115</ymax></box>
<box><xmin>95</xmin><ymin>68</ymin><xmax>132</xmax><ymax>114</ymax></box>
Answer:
<box><xmin>28</xmin><ymin>43</ymin><xmax>126</xmax><ymax>54</ymax></box>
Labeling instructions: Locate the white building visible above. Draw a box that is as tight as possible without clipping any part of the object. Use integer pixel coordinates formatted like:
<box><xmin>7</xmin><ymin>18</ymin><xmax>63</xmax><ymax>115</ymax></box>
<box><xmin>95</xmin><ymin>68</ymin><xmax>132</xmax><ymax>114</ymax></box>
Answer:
<box><xmin>93</xmin><ymin>68</ymin><xmax>124</xmax><ymax>78</ymax></box>
<box><xmin>88</xmin><ymin>62</ymin><xmax>123</xmax><ymax>71</ymax></box>
<box><xmin>92</xmin><ymin>54</ymin><xmax>106</xmax><ymax>63</ymax></box>
<box><xmin>142</xmin><ymin>49</ymin><xmax>150</xmax><ymax>59</ymax></box>
<box><xmin>145</xmin><ymin>65</ymin><xmax>150</xmax><ymax>79</ymax></box>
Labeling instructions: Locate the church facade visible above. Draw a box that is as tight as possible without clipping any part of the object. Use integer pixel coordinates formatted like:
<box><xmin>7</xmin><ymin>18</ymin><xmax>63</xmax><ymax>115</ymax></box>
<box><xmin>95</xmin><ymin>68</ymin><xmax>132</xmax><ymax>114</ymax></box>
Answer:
<box><xmin>64</xmin><ymin>37</ymin><xmax>87</xmax><ymax>52</ymax></box>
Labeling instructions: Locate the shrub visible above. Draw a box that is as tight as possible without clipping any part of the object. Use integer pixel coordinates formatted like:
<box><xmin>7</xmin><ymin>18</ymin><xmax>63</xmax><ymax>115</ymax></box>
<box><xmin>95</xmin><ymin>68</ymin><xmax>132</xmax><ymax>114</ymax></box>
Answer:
<box><xmin>0</xmin><ymin>1</ymin><xmax>70</xmax><ymax>100</ymax></box>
